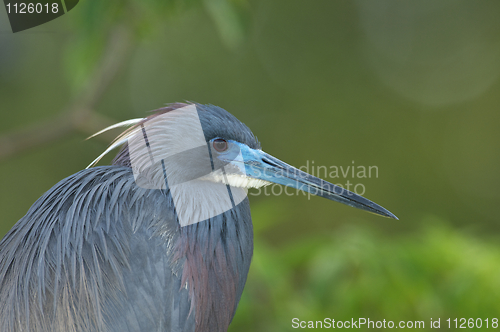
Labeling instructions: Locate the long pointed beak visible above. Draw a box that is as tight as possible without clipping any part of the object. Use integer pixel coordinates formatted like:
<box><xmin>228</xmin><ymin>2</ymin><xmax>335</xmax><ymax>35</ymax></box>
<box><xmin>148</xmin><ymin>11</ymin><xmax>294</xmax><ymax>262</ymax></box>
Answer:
<box><xmin>238</xmin><ymin>144</ymin><xmax>398</xmax><ymax>219</ymax></box>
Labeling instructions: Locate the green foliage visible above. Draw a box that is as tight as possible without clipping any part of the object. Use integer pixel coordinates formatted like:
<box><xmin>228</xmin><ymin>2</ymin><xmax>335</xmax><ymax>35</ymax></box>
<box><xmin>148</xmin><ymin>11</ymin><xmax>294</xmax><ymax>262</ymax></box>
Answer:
<box><xmin>203</xmin><ymin>0</ymin><xmax>248</xmax><ymax>50</ymax></box>
<box><xmin>230</xmin><ymin>215</ymin><xmax>500</xmax><ymax>331</ymax></box>
<box><xmin>63</xmin><ymin>0</ymin><xmax>248</xmax><ymax>91</ymax></box>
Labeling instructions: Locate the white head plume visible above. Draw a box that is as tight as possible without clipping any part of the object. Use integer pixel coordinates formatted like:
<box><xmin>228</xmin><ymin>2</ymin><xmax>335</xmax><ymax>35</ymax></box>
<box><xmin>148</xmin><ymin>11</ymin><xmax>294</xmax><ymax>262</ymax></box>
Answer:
<box><xmin>86</xmin><ymin>118</ymin><xmax>144</xmax><ymax>169</ymax></box>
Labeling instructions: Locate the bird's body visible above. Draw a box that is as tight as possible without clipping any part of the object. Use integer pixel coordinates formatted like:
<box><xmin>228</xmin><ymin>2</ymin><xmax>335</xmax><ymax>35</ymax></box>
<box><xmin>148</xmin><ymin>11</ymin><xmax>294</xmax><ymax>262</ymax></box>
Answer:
<box><xmin>0</xmin><ymin>166</ymin><xmax>252</xmax><ymax>332</ymax></box>
<box><xmin>0</xmin><ymin>103</ymin><xmax>396</xmax><ymax>331</ymax></box>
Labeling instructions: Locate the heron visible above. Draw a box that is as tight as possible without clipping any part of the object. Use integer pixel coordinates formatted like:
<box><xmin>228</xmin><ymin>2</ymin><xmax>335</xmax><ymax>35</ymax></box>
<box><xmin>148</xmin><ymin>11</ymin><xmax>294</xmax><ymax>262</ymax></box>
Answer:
<box><xmin>0</xmin><ymin>103</ymin><xmax>396</xmax><ymax>332</ymax></box>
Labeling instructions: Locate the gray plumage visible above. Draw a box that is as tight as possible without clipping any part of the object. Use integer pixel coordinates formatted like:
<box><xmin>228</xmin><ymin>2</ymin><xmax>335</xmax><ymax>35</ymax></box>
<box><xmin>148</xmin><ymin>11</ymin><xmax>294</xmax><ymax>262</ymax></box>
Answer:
<box><xmin>0</xmin><ymin>104</ymin><xmax>257</xmax><ymax>332</ymax></box>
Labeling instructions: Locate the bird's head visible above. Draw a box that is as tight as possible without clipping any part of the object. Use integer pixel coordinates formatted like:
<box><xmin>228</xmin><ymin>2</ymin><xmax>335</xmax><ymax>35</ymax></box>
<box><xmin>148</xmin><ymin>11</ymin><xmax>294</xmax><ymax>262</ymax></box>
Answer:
<box><xmin>89</xmin><ymin>103</ymin><xmax>397</xmax><ymax>226</ymax></box>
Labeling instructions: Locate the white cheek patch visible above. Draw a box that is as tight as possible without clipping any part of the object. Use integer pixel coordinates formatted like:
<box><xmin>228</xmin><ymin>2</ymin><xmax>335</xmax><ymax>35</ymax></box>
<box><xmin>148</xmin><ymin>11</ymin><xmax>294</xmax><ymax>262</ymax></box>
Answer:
<box><xmin>199</xmin><ymin>171</ymin><xmax>271</xmax><ymax>189</ymax></box>
<box><xmin>127</xmin><ymin>104</ymin><xmax>249</xmax><ymax>227</ymax></box>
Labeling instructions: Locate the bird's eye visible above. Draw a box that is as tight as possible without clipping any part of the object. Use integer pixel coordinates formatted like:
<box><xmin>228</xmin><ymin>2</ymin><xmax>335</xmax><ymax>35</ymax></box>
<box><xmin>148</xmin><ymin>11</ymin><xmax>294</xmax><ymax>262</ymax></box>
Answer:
<box><xmin>213</xmin><ymin>139</ymin><xmax>228</xmax><ymax>152</ymax></box>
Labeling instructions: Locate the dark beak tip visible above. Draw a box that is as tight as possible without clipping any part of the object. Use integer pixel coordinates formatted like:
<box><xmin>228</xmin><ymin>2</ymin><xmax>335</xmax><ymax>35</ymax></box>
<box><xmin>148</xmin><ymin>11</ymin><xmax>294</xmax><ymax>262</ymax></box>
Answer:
<box><xmin>385</xmin><ymin>211</ymin><xmax>399</xmax><ymax>220</ymax></box>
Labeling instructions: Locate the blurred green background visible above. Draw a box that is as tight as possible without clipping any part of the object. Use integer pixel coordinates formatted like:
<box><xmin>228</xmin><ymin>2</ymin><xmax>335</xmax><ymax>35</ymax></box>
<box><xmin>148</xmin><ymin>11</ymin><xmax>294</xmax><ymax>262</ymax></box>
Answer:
<box><xmin>1</xmin><ymin>0</ymin><xmax>499</xmax><ymax>330</ymax></box>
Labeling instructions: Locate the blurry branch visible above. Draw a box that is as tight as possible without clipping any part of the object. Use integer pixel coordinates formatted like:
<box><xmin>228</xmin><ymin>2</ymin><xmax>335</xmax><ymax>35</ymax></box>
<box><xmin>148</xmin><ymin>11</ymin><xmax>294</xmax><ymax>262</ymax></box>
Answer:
<box><xmin>203</xmin><ymin>0</ymin><xmax>246</xmax><ymax>50</ymax></box>
<box><xmin>0</xmin><ymin>26</ymin><xmax>132</xmax><ymax>161</ymax></box>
